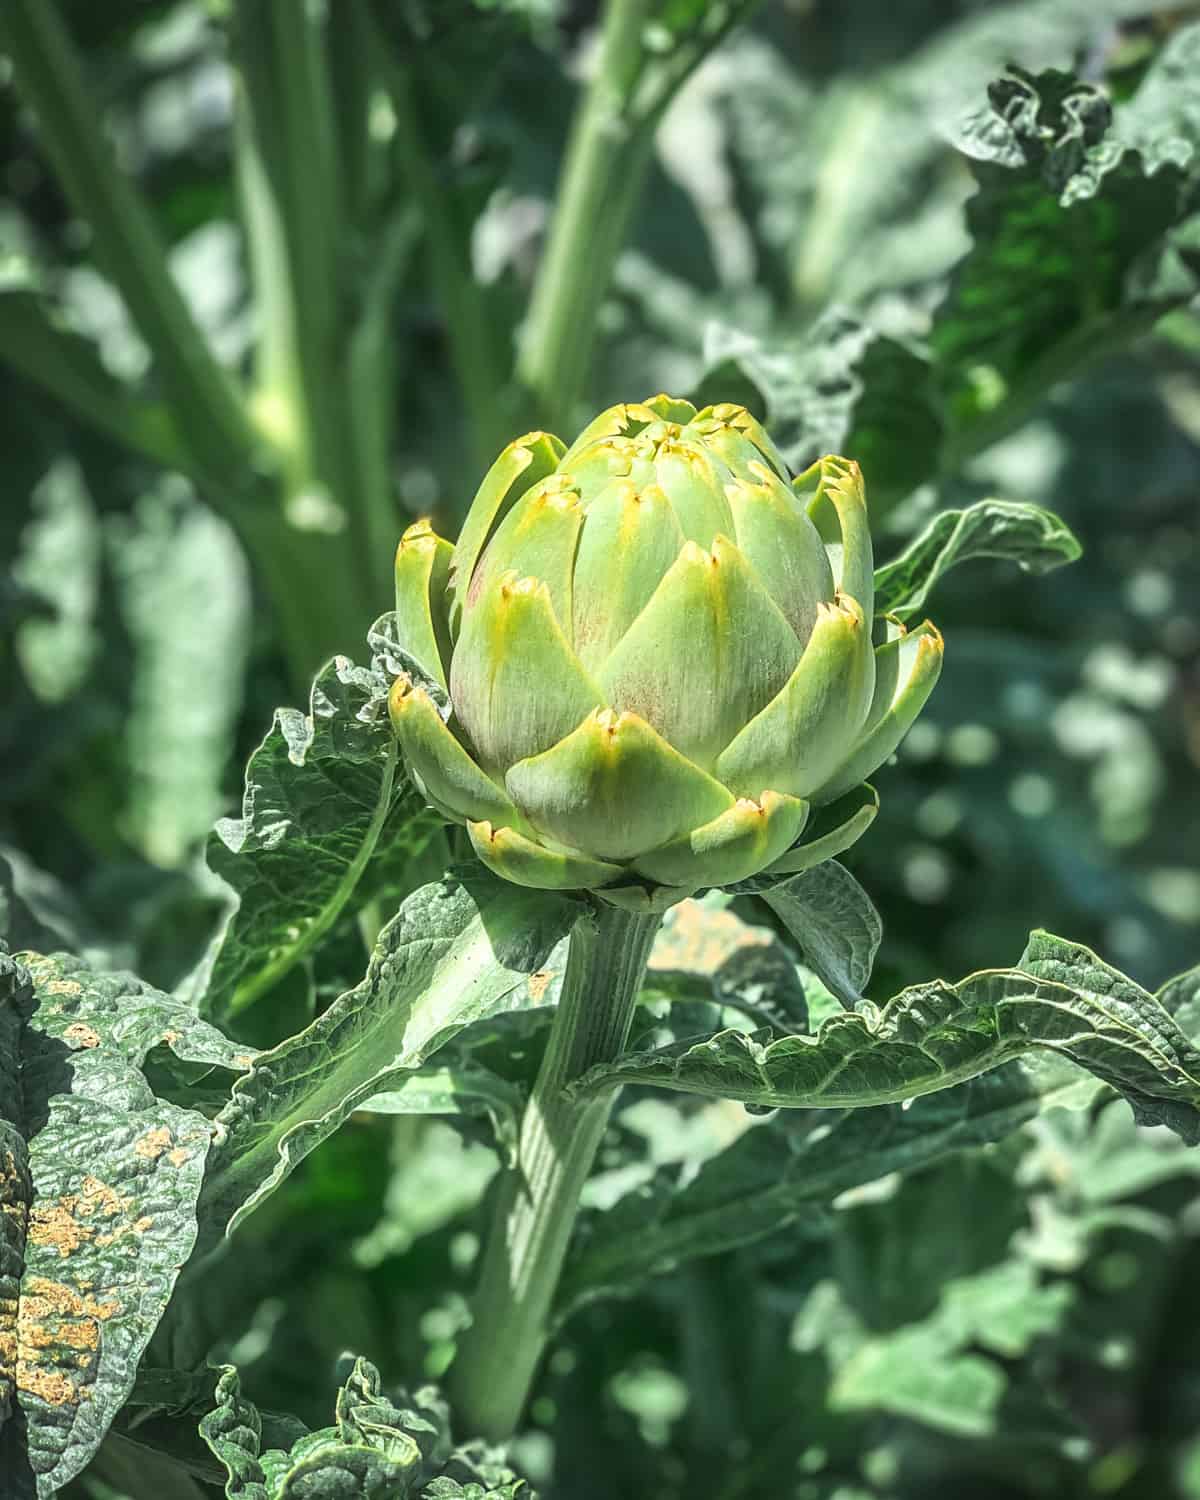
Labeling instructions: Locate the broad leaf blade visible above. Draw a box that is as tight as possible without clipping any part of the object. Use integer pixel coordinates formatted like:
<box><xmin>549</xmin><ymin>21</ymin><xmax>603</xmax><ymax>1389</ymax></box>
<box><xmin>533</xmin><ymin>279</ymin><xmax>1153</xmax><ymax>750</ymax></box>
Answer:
<box><xmin>194</xmin><ymin>624</ymin><xmax>439</xmax><ymax>1024</ymax></box>
<box><xmin>557</xmin><ymin>1054</ymin><xmax>1094</xmax><ymax>1320</ymax></box>
<box><xmin>938</xmin><ymin>65</ymin><xmax>1198</xmax><ymax>457</ymax></box>
<box><xmin>572</xmin><ymin>940</ymin><xmax>1200</xmax><ymax>1140</ymax></box>
<box><xmin>0</xmin><ymin>950</ymin><xmax>242</xmax><ymax>1498</ymax></box>
<box><xmin>750</xmin><ymin>861</ymin><xmax>882</xmax><ymax>1010</ymax></box>
<box><xmin>1016</xmin><ymin>929</ymin><xmax>1200</xmax><ymax>1137</ymax></box>
<box><xmin>201</xmin><ymin>870</ymin><xmax>580</xmax><ymax>1239</ymax></box>
<box><xmin>874</xmin><ymin>499</ymin><xmax>1081</xmax><ymax>621</ymax></box>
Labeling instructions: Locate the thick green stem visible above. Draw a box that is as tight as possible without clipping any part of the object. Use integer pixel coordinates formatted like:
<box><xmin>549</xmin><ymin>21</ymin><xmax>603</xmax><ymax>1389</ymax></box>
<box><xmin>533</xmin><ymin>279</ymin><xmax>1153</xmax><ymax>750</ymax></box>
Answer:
<box><xmin>452</xmin><ymin>901</ymin><xmax>661</xmax><ymax>1440</ymax></box>
<box><xmin>515</xmin><ymin>0</ymin><xmax>655</xmax><ymax>433</ymax></box>
<box><xmin>0</xmin><ymin>0</ymin><xmax>258</xmax><ymax>492</ymax></box>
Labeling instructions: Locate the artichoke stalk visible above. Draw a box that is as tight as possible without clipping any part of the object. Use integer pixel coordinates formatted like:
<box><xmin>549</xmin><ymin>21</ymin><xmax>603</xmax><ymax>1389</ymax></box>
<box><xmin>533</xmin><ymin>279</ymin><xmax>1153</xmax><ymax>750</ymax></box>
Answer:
<box><xmin>389</xmin><ymin>394</ymin><xmax>943</xmax><ymax>907</ymax></box>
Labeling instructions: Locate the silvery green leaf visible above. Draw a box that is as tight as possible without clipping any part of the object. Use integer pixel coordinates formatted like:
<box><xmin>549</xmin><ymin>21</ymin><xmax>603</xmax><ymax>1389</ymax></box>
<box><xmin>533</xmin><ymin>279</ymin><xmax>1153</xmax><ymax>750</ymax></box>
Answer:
<box><xmin>0</xmin><ymin>949</ymin><xmax>244</xmax><ymax>1497</ymax></box>
<box><xmin>200</xmin><ymin>870</ymin><xmax>580</xmax><ymax>1239</ymax></box>
<box><xmin>873</xmin><ymin>499</ymin><xmax>1081</xmax><ymax>622</ymax></box>
<box><xmin>754</xmin><ymin>861</ymin><xmax>881</xmax><ymax>1010</ymax></box>
<box><xmin>109</xmin><ymin>486</ymin><xmax>251</xmax><ymax>869</ymax></box>
<box><xmin>572</xmin><ymin>939</ymin><xmax>1200</xmax><ymax>1142</ymax></box>
<box><xmin>199</xmin><ymin>1360</ymin><xmax>532</xmax><ymax>1499</ymax></box>
<box><xmin>557</xmin><ymin>1055</ymin><xmax>1088</xmax><ymax>1319</ymax></box>
<box><xmin>191</xmin><ymin>630</ymin><xmax>440</xmax><ymax>1024</ymax></box>
<box><xmin>1159</xmin><ymin>963</ymin><xmax>1200</xmax><ymax>1036</ymax></box>
<box><xmin>1016</xmin><ymin>929</ymin><xmax>1200</xmax><ymax>1138</ymax></box>
<box><xmin>356</xmin><ymin>1064</ymin><xmax>526</xmax><ymax>1164</ymax></box>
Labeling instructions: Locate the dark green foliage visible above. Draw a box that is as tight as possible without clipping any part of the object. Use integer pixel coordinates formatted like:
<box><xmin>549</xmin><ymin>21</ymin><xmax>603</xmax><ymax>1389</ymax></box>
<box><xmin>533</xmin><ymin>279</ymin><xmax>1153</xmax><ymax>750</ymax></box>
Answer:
<box><xmin>2</xmin><ymin>4</ymin><xmax>1200</xmax><ymax>1499</ymax></box>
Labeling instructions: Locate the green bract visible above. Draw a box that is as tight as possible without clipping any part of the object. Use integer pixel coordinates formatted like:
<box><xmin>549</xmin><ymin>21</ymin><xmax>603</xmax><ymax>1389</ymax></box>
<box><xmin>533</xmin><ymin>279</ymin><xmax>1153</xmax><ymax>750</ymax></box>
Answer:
<box><xmin>389</xmin><ymin>396</ymin><xmax>943</xmax><ymax>909</ymax></box>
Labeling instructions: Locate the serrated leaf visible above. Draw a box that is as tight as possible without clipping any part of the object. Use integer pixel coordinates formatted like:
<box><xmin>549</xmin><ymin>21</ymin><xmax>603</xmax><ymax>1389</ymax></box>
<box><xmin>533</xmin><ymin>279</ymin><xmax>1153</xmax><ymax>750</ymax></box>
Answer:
<box><xmin>557</xmin><ymin>1055</ymin><xmax>1089</xmax><ymax>1319</ymax></box>
<box><xmin>743</xmin><ymin>861</ymin><xmax>882</xmax><ymax>1010</ymax></box>
<box><xmin>1016</xmin><ymin>929</ymin><xmax>1200</xmax><ymax>1137</ymax></box>
<box><xmin>193</xmin><ymin>618</ymin><xmax>440</xmax><ymax>1024</ymax></box>
<box><xmin>938</xmin><ymin>65</ymin><xmax>1198</xmax><ymax>454</ymax></box>
<box><xmin>701</xmin><ymin>313</ymin><xmax>942</xmax><ymax>509</ymax></box>
<box><xmin>199</xmin><ymin>870</ymin><xmax>580</xmax><ymax>1239</ymax></box>
<box><xmin>873</xmin><ymin>498</ymin><xmax>1081</xmax><ymax>621</ymax></box>
<box><xmin>572</xmin><ymin>941</ymin><xmax>1200</xmax><ymax>1142</ymax></box>
<box><xmin>199</xmin><ymin>1360</ymin><xmax>531</xmax><ymax>1499</ymax></box>
<box><xmin>0</xmin><ymin>949</ymin><xmax>246</xmax><ymax>1497</ymax></box>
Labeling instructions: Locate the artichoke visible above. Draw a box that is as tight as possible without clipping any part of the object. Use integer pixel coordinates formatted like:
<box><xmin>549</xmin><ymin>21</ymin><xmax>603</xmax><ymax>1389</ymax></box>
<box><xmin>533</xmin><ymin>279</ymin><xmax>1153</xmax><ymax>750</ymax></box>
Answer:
<box><xmin>389</xmin><ymin>396</ymin><xmax>942</xmax><ymax>910</ymax></box>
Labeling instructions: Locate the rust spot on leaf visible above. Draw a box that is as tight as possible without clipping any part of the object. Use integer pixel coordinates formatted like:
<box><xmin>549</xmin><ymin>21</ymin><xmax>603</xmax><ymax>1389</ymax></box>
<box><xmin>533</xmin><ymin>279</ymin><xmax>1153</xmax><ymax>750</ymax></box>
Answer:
<box><xmin>16</xmin><ymin>1364</ymin><xmax>84</xmax><ymax>1407</ymax></box>
<box><xmin>27</xmin><ymin>1204</ymin><xmax>93</xmax><ymax>1258</ymax></box>
<box><xmin>22</xmin><ymin>1277</ymin><xmax>119</xmax><ymax>1324</ymax></box>
<box><xmin>528</xmin><ymin>970</ymin><xmax>555</xmax><ymax>1002</ymax></box>
<box><xmin>134</xmin><ymin>1127</ymin><xmax>172</xmax><ymax>1160</ymax></box>
<box><xmin>46</xmin><ymin>981</ymin><xmax>84</xmax><ymax>998</ymax></box>
<box><xmin>77</xmin><ymin>1178</ymin><xmax>131</xmax><ymax>1219</ymax></box>
<box><xmin>167</xmin><ymin>1148</ymin><xmax>190</xmax><ymax>1168</ymax></box>
<box><xmin>62</xmin><ymin>1023</ymin><xmax>100</xmax><ymax>1049</ymax></box>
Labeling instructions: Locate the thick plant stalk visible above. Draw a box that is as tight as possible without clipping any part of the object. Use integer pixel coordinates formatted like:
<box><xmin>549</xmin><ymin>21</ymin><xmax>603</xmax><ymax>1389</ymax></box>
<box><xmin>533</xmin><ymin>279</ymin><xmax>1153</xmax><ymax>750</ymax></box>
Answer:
<box><xmin>515</xmin><ymin>0</ymin><xmax>655</xmax><ymax>433</ymax></box>
<box><xmin>516</xmin><ymin>0</ymin><xmax>764</xmax><ymax>434</ymax></box>
<box><xmin>0</xmin><ymin>0</ymin><xmax>257</xmax><ymax>490</ymax></box>
<box><xmin>452</xmin><ymin>902</ymin><xmax>661</xmax><ymax>1440</ymax></box>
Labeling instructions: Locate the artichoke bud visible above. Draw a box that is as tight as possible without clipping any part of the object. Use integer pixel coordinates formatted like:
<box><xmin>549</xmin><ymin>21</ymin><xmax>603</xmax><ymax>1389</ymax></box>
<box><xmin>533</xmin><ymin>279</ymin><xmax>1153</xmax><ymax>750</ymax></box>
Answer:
<box><xmin>390</xmin><ymin>397</ymin><xmax>943</xmax><ymax>906</ymax></box>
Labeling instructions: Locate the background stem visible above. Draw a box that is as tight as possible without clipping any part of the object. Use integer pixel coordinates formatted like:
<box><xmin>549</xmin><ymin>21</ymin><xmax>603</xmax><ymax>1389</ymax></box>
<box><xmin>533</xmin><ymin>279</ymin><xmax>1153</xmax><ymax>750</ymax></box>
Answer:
<box><xmin>515</xmin><ymin>0</ymin><xmax>654</xmax><ymax>434</ymax></box>
<box><xmin>451</xmin><ymin>901</ymin><xmax>661</xmax><ymax>1441</ymax></box>
<box><xmin>0</xmin><ymin>0</ymin><xmax>258</xmax><ymax>492</ymax></box>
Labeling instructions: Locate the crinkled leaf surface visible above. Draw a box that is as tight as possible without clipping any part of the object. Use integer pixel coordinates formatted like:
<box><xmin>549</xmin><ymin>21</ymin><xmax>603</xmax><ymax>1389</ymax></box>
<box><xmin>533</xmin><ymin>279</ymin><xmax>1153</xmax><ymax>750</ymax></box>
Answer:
<box><xmin>0</xmin><ymin>949</ymin><xmax>247</xmax><ymax>1497</ymax></box>
<box><xmin>938</xmin><ymin>64</ymin><xmax>1200</xmax><ymax>453</ymax></box>
<box><xmin>700</xmin><ymin>312</ymin><xmax>941</xmax><ymax>508</ymax></box>
<box><xmin>199</xmin><ymin>1358</ymin><xmax>531</xmax><ymax>1499</ymax></box>
<box><xmin>573</xmin><ymin>932</ymin><xmax>1200</xmax><ymax>1139</ymax></box>
<box><xmin>193</xmin><ymin>617</ymin><xmax>440</xmax><ymax>1025</ymax></box>
<box><xmin>557</xmin><ymin>1052</ymin><xmax>1095</xmax><ymax>1319</ymax></box>
<box><xmin>873</xmin><ymin>499</ymin><xmax>1082</xmax><ymax>621</ymax></box>
<box><xmin>200</xmin><ymin>870</ymin><xmax>580</xmax><ymax>1239</ymax></box>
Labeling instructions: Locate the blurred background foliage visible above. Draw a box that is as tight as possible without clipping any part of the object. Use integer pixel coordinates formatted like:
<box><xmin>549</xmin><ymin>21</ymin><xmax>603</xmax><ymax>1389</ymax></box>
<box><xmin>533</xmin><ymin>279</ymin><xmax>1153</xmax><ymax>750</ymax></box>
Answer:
<box><xmin>1</xmin><ymin>1</ymin><xmax>1199</xmax><ymax>1497</ymax></box>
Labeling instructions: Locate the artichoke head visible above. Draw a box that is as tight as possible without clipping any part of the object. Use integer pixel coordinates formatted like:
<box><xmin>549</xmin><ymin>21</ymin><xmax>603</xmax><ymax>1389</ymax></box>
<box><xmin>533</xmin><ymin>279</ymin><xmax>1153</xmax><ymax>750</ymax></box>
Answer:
<box><xmin>390</xmin><ymin>396</ymin><xmax>942</xmax><ymax>910</ymax></box>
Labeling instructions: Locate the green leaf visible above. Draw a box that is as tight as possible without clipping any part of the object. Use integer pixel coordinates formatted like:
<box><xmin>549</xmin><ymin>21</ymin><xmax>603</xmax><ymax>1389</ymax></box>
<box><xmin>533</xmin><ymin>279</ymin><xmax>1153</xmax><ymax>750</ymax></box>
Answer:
<box><xmin>199</xmin><ymin>1360</ymin><xmax>532</xmax><ymax>1499</ymax></box>
<box><xmin>557</xmin><ymin>1054</ymin><xmax>1093</xmax><ymax>1319</ymax></box>
<box><xmin>1160</xmin><ymin>963</ymin><xmax>1200</xmax><ymax>1038</ymax></box>
<box><xmin>746</xmin><ymin>860</ymin><xmax>882</xmax><ymax>1010</ymax></box>
<box><xmin>937</xmin><ymin>65</ymin><xmax>1198</xmax><ymax>459</ymax></box>
<box><xmin>109</xmin><ymin>487</ymin><xmax>251</xmax><ymax>869</ymax></box>
<box><xmin>0</xmin><ymin>949</ymin><xmax>247</xmax><ymax>1498</ymax></box>
<box><xmin>700</xmin><ymin>313</ymin><xmax>942</xmax><ymax>510</ymax></box>
<box><xmin>571</xmin><ymin>938</ymin><xmax>1200</xmax><ymax>1140</ymax></box>
<box><xmin>356</xmin><ymin>1063</ymin><xmax>527</xmax><ymax>1165</ymax></box>
<box><xmin>649</xmin><ymin>893</ymin><xmax>813</xmax><ymax>1032</ymax></box>
<box><xmin>829</xmin><ymin>1258</ymin><xmax>1074</xmax><ymax>1438</ymax></box>
<box><xmin>873</xmin><ymin>498</ymin><xmax>1081</xmax><ymax>622</ymax></box>
<box><xmin>193</xmin><ymin>618</ymin><xmax>440</xmax><ymax>1024</ymax></box>
<box><xmin>1115</xmin><ymin>20</ymin><xmax>1200</xmax><ymax>174</ymax></box>
<box><xmin>1016</xmin><ymin>928</ymin><xmax>1200</xmax><ymax>1139</ymax></box>
<box><xmin>199</xmin><ymin>869</ymin><xmax>580</xmax><ymax>1239</ymax></box>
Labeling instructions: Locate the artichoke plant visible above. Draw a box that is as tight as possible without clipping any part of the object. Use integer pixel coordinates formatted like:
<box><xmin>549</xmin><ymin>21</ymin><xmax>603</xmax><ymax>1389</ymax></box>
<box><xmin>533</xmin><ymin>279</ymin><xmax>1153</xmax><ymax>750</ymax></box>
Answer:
<box><xmin>389</xmin><ymin>396</ymin><xmax>942</xmax><ymax>910</ymax></box>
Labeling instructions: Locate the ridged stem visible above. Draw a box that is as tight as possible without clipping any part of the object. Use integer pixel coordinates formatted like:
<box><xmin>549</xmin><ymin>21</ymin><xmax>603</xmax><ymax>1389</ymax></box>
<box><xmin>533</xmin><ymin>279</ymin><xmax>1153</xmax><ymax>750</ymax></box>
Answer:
<box><xmin>451</xmin><ymin>900</ymin><xmax>661</xmax><ymax>1440</ymax></box>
